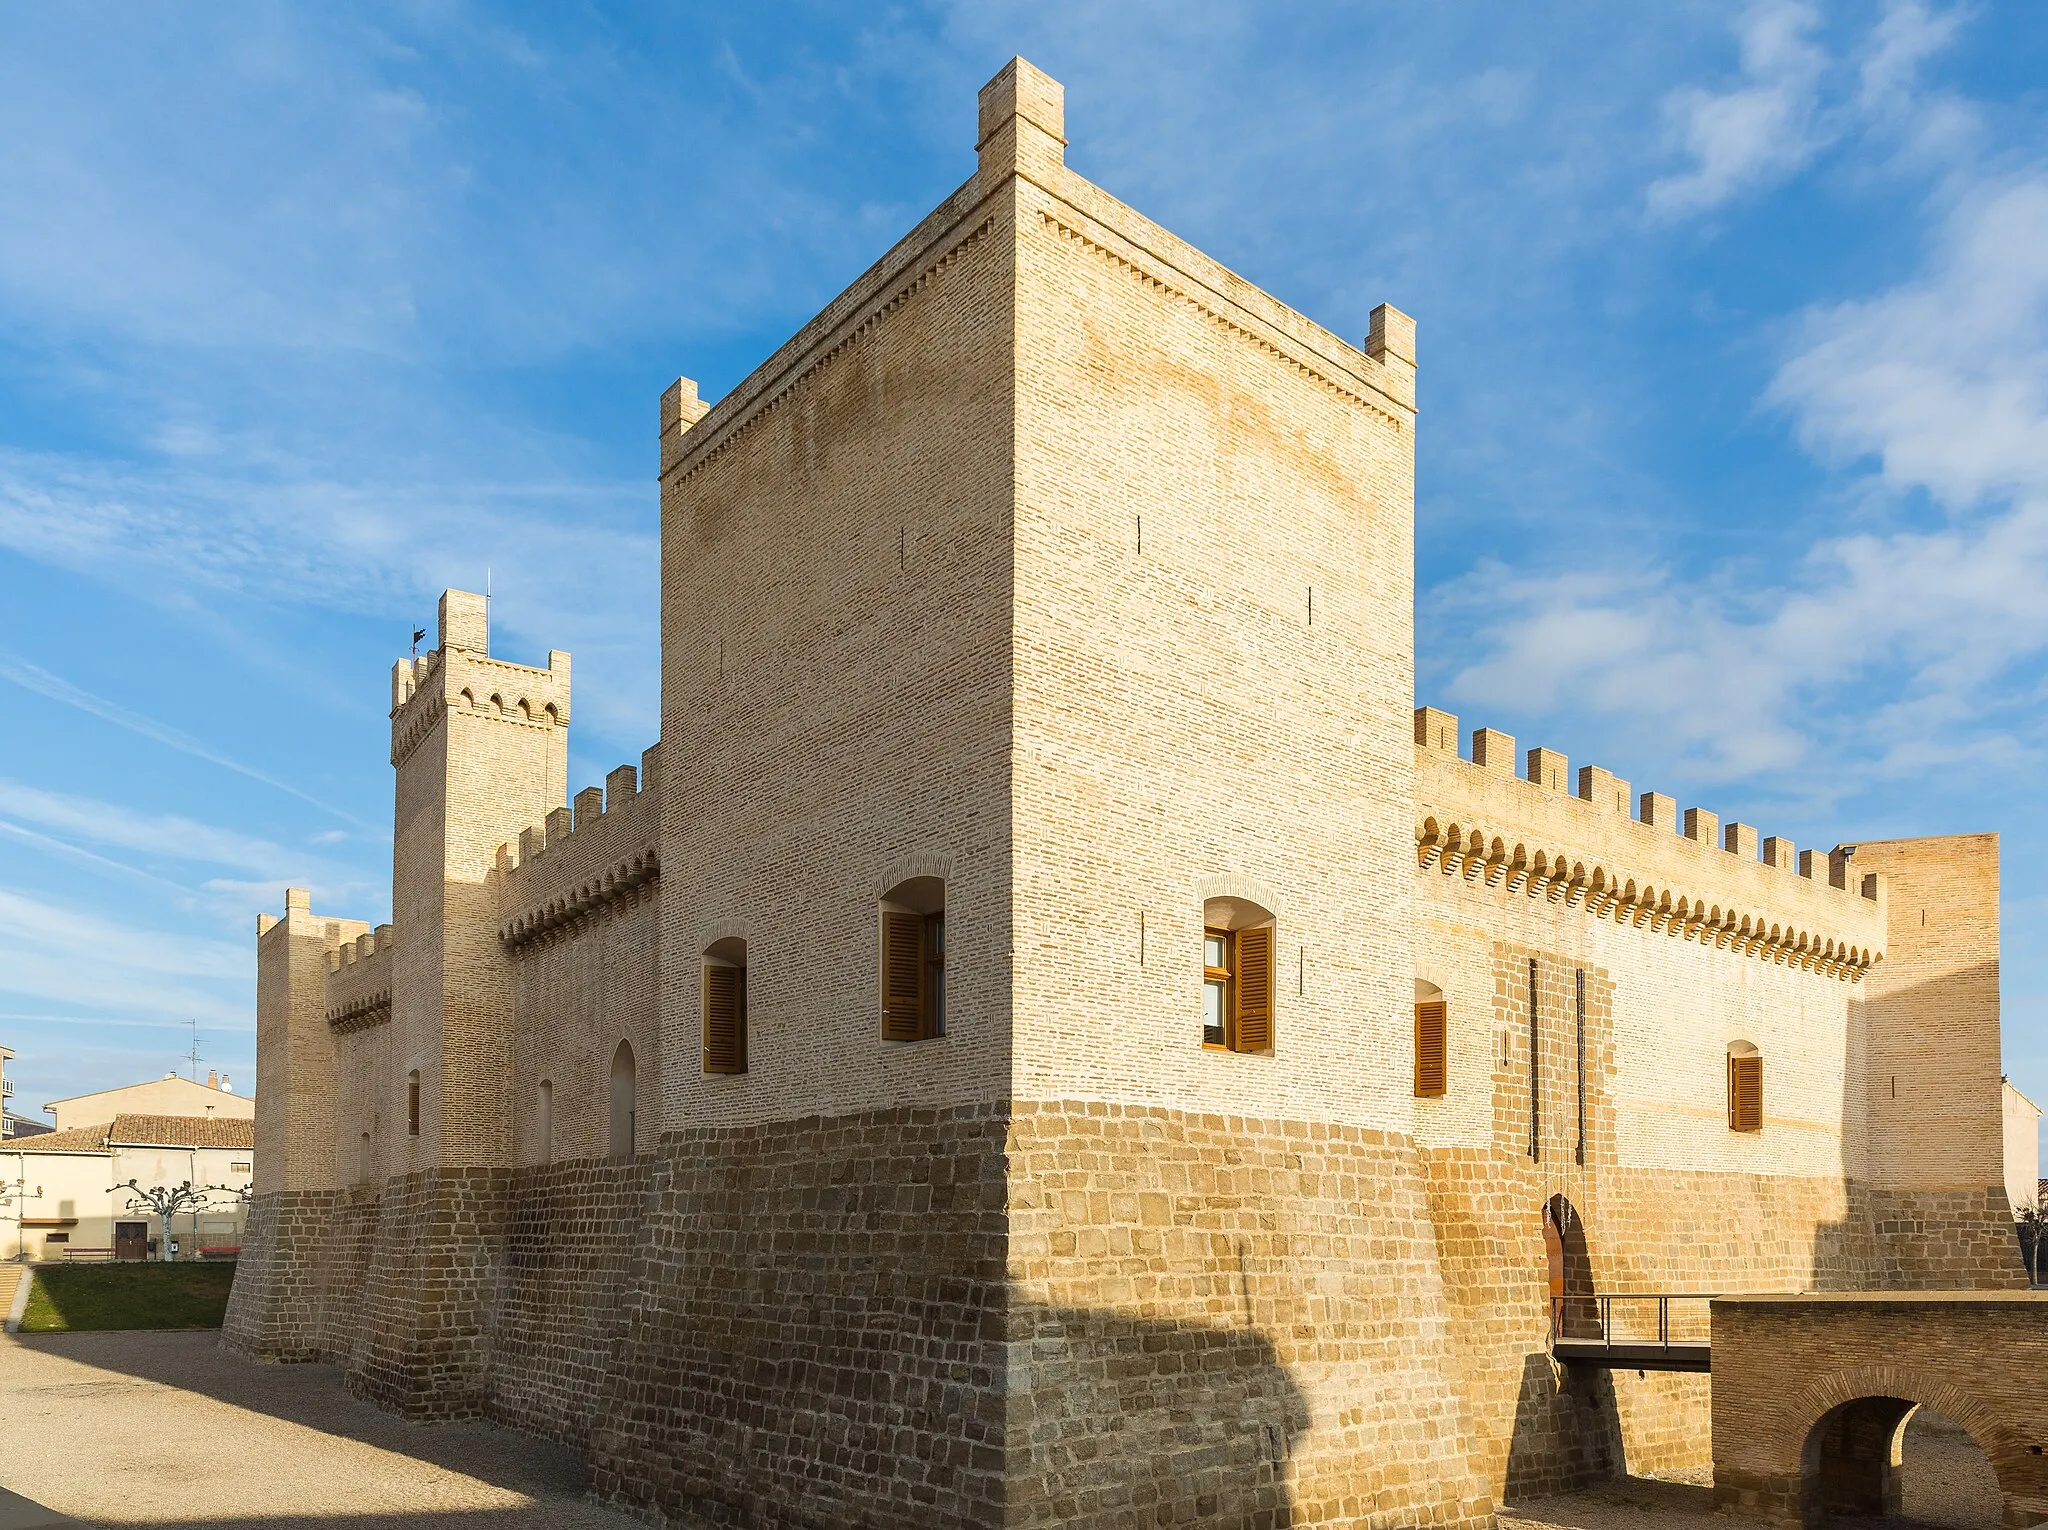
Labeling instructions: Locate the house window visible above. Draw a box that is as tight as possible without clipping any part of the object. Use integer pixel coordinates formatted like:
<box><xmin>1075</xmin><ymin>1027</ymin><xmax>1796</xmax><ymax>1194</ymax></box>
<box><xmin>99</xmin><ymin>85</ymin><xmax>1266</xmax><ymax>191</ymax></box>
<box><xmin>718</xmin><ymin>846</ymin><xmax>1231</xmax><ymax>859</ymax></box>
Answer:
<box><xmin>1200</xmin><ymin>897</ymin><xmax>1274</xmax><ymax>1053</ymax></box>
<box><xmin>406</xmin><ymin>1070</ymin><xmax>420</xmax><ymax>1136</ymax></box>
<box><xmin>44</xmin><ymin>1232</ymin><xmax>68</xmax><ymax>1244</ymax></box>
<box><xmin>230</xmin><ymin>1161</ymin><xmax>251</xmax><ymax>1174</ymax></box>
<box><xmin>610</xmin><ymin>1042</ymin><xmax>637</xmax><ymax>1159</ymax></box>
<box><xmin>704</xmin><ymin>939</ymin><xmax>748</xmax><ymax>1075</ymax></box>
<box><xmin>1414</xmin><ymin>980</ymin><xmax>1447</xmax><ymax>1097</ymax></box>
<box><xmin>880</xmin><ymin>877</ymin><xmax>945</xmax><ymax>1042</ymax></box>
<box><xmin>1728</xmin><ymin>1041</ymin><xmax>1762</xmax><ymax>1132</ymax></box>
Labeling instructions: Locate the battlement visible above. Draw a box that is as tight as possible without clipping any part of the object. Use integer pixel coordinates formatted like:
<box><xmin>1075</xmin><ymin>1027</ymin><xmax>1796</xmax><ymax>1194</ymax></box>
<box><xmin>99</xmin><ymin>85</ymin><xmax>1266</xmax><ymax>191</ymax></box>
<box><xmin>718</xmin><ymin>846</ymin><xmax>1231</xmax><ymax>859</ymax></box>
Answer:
<box><xmin>1414</xmin><ymin>707</ymin><xmax>1887</xmax><ymax>977</ymax></box>
<box><xmin>389</xmin><ymin>589</ymin><xmax>571</xmax><ymax>768</ymax></box>
<box><xmin>324</xmin><ymin>924</ymin><xmax>395</xmax><ymax>1033</ymax></box>
<box><xmin>493</xmin><ymin>743</ymin><xmax>662</xmax><ymax>949</ymax></box>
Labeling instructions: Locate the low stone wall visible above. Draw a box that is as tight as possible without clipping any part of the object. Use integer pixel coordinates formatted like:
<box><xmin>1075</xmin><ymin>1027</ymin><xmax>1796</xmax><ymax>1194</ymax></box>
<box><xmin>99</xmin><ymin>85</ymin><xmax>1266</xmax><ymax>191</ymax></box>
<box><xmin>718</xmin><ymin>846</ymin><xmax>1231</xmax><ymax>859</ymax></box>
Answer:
<box><xmin>1712</xmin><ymin>1292</ymin><xmax>2048</xmax><ymax>1528</ymax></box>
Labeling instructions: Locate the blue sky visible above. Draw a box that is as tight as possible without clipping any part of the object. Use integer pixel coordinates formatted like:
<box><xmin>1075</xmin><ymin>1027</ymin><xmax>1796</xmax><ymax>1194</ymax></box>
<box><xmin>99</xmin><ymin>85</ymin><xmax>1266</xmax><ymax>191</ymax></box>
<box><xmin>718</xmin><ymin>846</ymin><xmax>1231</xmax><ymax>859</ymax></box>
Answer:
<box><xmin>2</xmin><ymin>3</ymin><xmax>2044</xmax><ymax>1148</ymax></box>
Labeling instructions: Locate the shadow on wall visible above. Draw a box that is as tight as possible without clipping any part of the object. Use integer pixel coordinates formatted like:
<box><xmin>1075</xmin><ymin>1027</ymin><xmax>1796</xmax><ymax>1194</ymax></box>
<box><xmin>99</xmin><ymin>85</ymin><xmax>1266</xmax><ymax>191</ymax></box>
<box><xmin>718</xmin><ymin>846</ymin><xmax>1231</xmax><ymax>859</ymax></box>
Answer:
<box><xmin>1819</xmin><ymin>960</ymin><xmax>2026</xmax><ymax>1291</ymax></box>
<box><xmin>1504</xmin><ymin>1351</ymin><xmax>1624</xmax><ymax>1501</ymax></box>
<box><xmin>1008</xmin><ymin>1302</ymin><xmax>1311</xmax><ymax>1528</ymax></box>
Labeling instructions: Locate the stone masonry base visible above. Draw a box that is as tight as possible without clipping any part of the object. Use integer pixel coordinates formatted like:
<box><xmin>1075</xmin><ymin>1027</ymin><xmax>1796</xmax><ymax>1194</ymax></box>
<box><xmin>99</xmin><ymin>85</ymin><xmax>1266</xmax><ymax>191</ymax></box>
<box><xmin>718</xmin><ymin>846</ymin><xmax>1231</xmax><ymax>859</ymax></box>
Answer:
<box><xmin>221</xmin><ymin>1103</ymin><xmax>2028</xmax><ymax>1528</ymax></box>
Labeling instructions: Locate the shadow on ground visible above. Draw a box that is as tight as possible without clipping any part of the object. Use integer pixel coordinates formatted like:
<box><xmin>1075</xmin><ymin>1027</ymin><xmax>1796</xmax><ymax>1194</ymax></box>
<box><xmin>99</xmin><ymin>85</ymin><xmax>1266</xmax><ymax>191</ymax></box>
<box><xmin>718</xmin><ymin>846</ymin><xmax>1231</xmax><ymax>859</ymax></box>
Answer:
<box><xmin>0</xmin><ymin>1331</ymin><xmax>622</xmax><ymax>1528</ymax></box>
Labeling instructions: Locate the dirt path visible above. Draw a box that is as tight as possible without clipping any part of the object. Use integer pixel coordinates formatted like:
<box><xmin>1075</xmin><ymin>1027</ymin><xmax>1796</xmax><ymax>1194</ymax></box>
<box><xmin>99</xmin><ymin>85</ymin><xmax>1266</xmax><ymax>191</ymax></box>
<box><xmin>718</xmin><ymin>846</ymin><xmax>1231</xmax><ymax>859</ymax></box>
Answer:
<box><xmin>0</xmin><ymin>1331</ymin><xmax>2010</xmax><ymax>1529</ymax></box>
<box><xmin>0</xmin><ymin>1331</ymin><xmax>628</xmax><ymax>1527</ymax></box>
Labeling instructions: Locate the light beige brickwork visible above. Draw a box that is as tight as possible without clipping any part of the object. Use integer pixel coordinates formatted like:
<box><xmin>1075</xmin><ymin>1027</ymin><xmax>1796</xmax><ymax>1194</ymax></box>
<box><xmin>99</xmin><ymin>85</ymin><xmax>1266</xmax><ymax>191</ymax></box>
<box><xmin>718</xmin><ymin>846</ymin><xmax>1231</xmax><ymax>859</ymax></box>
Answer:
<box><xmin>226</xmin><ymin>54</ymin><xmax>2027</xmax><ymax>1530</ymax></box>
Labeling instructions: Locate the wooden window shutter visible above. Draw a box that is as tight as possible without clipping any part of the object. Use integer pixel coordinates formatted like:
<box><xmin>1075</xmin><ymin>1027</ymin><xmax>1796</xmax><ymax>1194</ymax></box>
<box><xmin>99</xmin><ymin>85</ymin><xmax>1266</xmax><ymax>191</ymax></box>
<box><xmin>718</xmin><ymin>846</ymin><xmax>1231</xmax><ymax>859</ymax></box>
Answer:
<box><xmin>704</xmin><ymin>964</ymin><xmax>745</xmax><ymax>1074</ymax></box>
<box><xmin>881</xmin><ymin>911</ymin><xmax>926</xmax><ymax>1041</ymax></box>
<box><xmin>1729</xmin><ymin>1055</ymin><xmax>1762</xmax><ymax>1132</ymax></box>
<box><xmin>1415</xmin><ymin>1001</ymin><xmax>1447</xmax><ymax>1097</ymax></box>
<box><xmin>1233</xmin><ymin>926</ymin><xmax>1273</xmax><ymax>1052</ymax></box>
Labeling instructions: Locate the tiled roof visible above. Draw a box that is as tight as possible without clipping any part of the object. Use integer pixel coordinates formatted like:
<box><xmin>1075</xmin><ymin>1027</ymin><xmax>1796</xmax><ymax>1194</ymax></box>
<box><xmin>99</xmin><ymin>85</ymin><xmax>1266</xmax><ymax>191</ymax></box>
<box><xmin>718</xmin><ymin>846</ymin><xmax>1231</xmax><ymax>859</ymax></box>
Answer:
<box><xmin>107</xmin><ymin>1114</ymin><xmax>255</xmax><ymax>1149</ymax></box>
<box><xmin>7</xmin><ymin>1123</ymin><xmax>112</xmax><ymax>1153</ymax></box>
<box><xmin>6</xmin><ymin>1114</ymin><xmax>256</xmax><ymax>1151</ymax></box>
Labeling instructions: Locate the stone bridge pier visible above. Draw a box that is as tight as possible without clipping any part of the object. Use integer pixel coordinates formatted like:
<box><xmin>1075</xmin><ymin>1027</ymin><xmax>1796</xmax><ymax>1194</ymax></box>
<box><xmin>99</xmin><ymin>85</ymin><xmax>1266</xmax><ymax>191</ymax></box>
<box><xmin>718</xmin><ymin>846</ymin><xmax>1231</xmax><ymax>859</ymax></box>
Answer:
<box><xmin>1712</xmin><ymin>1293</ymin><xmax>2048</xmax><ymax>1529</ymax></box>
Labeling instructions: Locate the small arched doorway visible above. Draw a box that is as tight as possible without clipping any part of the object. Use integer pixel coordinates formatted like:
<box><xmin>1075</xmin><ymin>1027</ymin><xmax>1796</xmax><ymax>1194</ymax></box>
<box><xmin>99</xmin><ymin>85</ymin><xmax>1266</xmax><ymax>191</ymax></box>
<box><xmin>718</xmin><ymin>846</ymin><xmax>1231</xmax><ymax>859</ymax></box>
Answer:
<box><xmin>1543</xmin><ymin>1194</ymin><xmax>1596</xmax><ymax>1339</ymax></box>
<box><xmin>1804</xmin><ymin>1398</ymin><xmax>2008</xmax><ymax>1528</ymax></box>
<box><xmin>609</xmin><ymin>1041</ymin><xmax>637</xmax><ymax>1160</ymax></box>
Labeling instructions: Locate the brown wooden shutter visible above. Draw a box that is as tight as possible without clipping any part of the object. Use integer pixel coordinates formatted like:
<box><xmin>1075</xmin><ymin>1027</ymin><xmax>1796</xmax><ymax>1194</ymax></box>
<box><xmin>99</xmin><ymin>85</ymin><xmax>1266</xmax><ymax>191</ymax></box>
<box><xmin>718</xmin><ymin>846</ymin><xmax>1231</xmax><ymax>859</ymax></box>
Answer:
<box><xmin>704</xmin><ymin>964</ymin><xmax>745</xmax><ymax>1074</ymax></box>
<box><xmin>1233</xmin><ymin>926</ymin><xmax>1273</xmax><ymax>1052</ymax></box>
<box><xmin>881</xmin><ymin>911</ymin><xmax>926</xmax><ymax>1041</ymax></box>
<box><xmin>1729</xmin><ymin>1055</ymin><xmax>1763</xmax><ymax>1132</ymax></box>
<box><xmin>1415</xmin><ymin>1001</ymin><xmax>1447</xmax><ymax>1097</ymax></box>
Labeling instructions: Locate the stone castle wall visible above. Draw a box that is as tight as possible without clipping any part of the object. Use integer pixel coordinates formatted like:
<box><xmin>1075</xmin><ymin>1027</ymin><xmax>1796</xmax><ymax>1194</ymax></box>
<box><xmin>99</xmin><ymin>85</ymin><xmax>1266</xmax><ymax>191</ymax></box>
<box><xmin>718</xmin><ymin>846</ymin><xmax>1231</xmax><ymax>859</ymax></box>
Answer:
<box><xmin>224</xmin><ymin>54</ymin><xmax>2025</xmax><ymax>1530</ymax></box>
<box><xmin>495</xmin><ymin>748</ymin><xmax>663</xmax><ymax>1165</ymax></box>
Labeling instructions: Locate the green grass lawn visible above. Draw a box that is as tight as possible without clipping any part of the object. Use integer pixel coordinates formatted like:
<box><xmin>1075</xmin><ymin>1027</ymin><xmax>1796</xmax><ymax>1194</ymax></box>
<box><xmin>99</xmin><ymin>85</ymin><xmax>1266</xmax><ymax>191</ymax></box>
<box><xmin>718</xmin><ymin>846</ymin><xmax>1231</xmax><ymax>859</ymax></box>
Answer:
<box><xmin>21</xmin><ymin>1260</ymin><xmax>238</xmax><ymax>1332</ymax></box>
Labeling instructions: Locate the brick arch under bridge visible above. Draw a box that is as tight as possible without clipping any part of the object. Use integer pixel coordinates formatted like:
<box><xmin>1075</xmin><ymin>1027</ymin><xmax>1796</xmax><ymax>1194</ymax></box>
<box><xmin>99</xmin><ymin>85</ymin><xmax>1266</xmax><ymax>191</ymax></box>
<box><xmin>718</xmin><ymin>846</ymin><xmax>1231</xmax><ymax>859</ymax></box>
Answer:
<box><xmin>1710</xmin><ymin>1294</ymin><xmax>2048</xmax><ymax>1529</ymax></box>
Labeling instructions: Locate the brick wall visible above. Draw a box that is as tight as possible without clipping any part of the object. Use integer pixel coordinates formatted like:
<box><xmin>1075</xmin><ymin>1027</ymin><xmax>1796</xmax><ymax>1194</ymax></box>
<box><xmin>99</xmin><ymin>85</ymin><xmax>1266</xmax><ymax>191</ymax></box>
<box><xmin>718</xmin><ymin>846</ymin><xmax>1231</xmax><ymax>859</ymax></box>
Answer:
<box><xmin>590</xmin><ymin>1106</ymin><xmax>1011</xmax><ymax>1529</ymax></box>
<box><xmin>1711</xmin><ymin>1293</ymin><xmax>2048</xmax><ymax>1527</ymax></box>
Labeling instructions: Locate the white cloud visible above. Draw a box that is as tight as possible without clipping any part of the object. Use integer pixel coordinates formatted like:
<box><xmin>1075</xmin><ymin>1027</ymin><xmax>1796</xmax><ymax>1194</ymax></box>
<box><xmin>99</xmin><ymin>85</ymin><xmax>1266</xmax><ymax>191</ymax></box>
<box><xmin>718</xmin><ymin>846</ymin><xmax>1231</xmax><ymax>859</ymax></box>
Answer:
<box><xmin>0</xmin><ymin>650</ymin><xmax>372</xmax><ymax>828</ymax></box>
<box><xmin>0</xmin><ymin>779</ymin><xmax>298</xmax><ymax>878</ymax></box>
<box><xmin>0</xmin><ymin>888</ymin><xmax>251</xmax><ymax>1028</ymax></box>
<box><xmin>1767</xmin><ymin>178</ymin><xmax>2048</xmax><ymax>505</ymax></box>
<box><xmin>1648</xmin><ymin>0</ymin><xmax>1830</xmax><ymax>219</ymax></box>
<box><xmin>1450</xmin><ymin>171</ymin><xmax>2048</xmax><ymax>787</ymax></box>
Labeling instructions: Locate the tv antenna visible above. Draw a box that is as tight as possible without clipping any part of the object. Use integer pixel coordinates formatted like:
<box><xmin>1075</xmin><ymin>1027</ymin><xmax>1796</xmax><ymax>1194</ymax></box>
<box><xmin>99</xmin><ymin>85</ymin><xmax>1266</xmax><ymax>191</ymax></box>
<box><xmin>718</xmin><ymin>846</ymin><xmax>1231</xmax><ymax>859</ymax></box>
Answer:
<box><xmin>184</xmin><ymin>1019</ymin><xmax>203</xmax><ymax>1081</ymax></box>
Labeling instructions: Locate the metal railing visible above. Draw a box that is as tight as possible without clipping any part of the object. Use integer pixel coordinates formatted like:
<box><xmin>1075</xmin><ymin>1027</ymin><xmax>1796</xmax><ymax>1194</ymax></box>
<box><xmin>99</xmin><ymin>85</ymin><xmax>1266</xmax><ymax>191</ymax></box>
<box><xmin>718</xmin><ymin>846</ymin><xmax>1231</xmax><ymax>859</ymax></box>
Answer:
<box><xmin>1551</xmin><ymin>1293</ymin><xmax>1717</xmax><ymax>1354</ymax></box>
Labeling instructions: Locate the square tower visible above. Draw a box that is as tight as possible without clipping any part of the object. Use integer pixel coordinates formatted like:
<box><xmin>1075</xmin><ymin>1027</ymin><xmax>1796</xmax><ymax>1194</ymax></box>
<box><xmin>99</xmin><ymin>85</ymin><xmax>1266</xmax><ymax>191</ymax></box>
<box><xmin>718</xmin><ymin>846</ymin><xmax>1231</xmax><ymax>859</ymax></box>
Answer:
<box><xmin>609</xmin><ymin>57</ymin><xmax>1486</xmax><ymax>1530</ymax></box>
<box><xmin>388</xmin><ymin>589</ymin><xmax>569</xmax><ymax>1171</ymax></box>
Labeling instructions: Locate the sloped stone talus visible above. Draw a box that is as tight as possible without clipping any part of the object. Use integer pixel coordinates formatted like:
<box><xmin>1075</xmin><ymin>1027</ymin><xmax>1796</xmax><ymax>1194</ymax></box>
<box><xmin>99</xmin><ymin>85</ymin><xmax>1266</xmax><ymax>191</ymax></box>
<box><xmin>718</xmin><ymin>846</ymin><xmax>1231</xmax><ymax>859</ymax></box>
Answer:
<box><xmin>590</xmin><ymin>1105</ymin><xmax>1011</xmax><ymax>1530</ymax></box>
<box><xmin>586</xmin><ymin>1102</ymin><xmax>1495</xmax><ymax>1530</ymax></box>
<box><xmin>1004</xmin><ymin>1102</ymin><xmax>1495</xmax><ymax>1530</ymax></box>
<box><xmin>488</xmin><ymin>1156</ymin><xmax>663</xmax><ymax>1447</ymax></box>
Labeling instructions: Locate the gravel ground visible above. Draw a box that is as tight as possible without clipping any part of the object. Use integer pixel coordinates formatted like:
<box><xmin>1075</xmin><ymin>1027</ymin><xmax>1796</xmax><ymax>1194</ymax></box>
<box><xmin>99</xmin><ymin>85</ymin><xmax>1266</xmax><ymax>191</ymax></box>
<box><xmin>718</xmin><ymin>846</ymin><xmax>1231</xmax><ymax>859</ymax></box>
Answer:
<box><xmin>1502</xmin><ymin>1410</ymin><xmax>2004</xmax><ymax>1530</ymax></box>
<box><xmin>0</xmin><ymin>1331</ymin><xmax>2011</xmax><ymax>1530</ymax></box>
<box><xmin>0</xmin><ymin>1331</ymin><xmax>629</xmax><ymax>1527</ymax></box>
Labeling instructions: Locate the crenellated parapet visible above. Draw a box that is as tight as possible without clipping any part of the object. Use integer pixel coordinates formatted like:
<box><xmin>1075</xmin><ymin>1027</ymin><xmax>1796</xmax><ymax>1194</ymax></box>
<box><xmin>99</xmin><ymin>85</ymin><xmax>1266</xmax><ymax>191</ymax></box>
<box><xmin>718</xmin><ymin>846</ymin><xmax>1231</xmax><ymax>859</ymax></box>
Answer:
<box><xmin>494</xmin><ymin>744</ymin><xmax>662</xmax><ymax>951</ymax></box>
<box><xmin>389</xmin><ymin>593</ymin><xmax>571</xmax><ymax>769</ymax></box>
<box><xmin>325</xmin><ymin>924</ymin><xmax>396</xmax><ymax>1033</ymax></box>
<box><xmin>1414</xmin><ymin>707</ymin><xmax>1886</xmax><ymax>980</ymax></box>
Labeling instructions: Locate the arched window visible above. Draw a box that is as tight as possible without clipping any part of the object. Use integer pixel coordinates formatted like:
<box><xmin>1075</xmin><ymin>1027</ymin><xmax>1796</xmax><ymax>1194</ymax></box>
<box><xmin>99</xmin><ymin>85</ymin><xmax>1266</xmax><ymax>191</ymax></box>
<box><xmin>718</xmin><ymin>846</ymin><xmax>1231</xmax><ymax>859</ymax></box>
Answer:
<box><xmin>1201</xmin><ymin>896</ymin><xmax>1274</xmax><ymax>1053</ymax></box>
<box><xmin>704</xmin><ymin>938</ymin><xmax>748</xmax><ymax>1075</ymax></box>
<box><xmin>879</xmin><ymin>878</ymin><xmax>945</xmax><ymax>1042</ymax></box>
<box><xmin>609</xmin><ymin>1042</ymin><xmax>637</xmax><ymax>1159</ymax></box>
<box><xmin>1414</xmin><ymin>979</ymin><xmax>1447</xmax><ymax>1097</ymax></box>
<box><xmin>1728</xmin><ymin>1041</ymin><xmax>1763</xmax><ymax>1132</ymax></box>
<box><xmin>536</xmin><ymin>1079</ymin><xmax>553</xmax><ymax>1165</ymax></box>
<box><xmin>406</xmin><ymin>1069</ymin><xmax>421</xmax><ymax>1136</ymax></box>
<box><xmin>358</xmin><ymin>1131</ymin><xmax>372</xmax><ymax>1187</ymax></box>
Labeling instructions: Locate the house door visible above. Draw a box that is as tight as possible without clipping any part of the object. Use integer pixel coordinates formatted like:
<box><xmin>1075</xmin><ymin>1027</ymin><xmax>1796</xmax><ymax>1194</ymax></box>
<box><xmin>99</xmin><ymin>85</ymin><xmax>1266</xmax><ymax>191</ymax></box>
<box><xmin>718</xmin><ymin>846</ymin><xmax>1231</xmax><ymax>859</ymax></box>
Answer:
<box><xmin>115</xmin><ymin>1222</ymin><xmax>148</xmax><ymax>1261</ymax></box>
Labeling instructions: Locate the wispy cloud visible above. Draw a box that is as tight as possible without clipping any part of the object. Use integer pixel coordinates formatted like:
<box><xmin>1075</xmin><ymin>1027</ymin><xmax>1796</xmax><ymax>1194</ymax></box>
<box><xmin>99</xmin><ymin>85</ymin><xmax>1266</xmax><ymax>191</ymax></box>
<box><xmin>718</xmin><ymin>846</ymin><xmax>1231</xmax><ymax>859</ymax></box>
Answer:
<box><xmin>0</xmin><ymin>889</ymin><xmax>251</xmax><ymax>1029</ymax></box>
<box><xmin>0</xmin><ymin>654</ymin><xmax>375</xmax><ymax>828</ymax></box>
<box><xmin>1649</xmin><ymin>1</ymin><xmax>1831</xmax><ymax>219</ymax></box>
<box><xmin>1449</xmin><ymin>169</ymin><xmax>2048</xmax><ymax>788</ymax></box>
<box><xmin>1647</xmin><ymin>0</ymin><xmax>1970</xmax><ymax>221</ymax></box>
<box><xmin>0</xmin><ymin>778</ymin><xmax>299</xmax><ymax>876</ymax></box>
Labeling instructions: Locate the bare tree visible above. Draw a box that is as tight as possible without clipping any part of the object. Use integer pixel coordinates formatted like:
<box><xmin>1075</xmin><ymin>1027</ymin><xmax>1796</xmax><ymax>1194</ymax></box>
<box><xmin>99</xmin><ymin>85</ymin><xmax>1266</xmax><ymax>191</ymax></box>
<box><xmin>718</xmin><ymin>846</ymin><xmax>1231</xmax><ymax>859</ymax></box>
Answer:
<box><xmin>2015</xmin><ymin>1195</ymin><xmax>2046</xmax><ymax>1287</ymax></box>
<box><xmin>115</xmin><ymin>1180</ymin><xmax>213</xmax><ymax>1264</ymax></box>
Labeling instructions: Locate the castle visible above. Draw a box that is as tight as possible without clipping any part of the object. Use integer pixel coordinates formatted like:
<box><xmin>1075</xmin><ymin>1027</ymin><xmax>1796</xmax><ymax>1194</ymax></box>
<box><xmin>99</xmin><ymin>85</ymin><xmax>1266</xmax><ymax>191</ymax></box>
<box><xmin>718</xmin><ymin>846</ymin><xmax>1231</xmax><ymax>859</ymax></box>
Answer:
<box><xmin>224</xmin><ymin>59</ymin><xmax>2023</xmax><ymax>1529</ymax></box>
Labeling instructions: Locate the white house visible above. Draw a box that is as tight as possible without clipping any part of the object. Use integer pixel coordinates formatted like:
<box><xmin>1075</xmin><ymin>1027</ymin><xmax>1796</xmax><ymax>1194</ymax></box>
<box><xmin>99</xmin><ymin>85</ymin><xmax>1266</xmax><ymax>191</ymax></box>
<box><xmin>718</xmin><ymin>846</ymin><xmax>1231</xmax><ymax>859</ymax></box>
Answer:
<box><xmin>2</xmin><ymin>1113</ymin><xmax>254</xmax><ymax>1261</ymax></box>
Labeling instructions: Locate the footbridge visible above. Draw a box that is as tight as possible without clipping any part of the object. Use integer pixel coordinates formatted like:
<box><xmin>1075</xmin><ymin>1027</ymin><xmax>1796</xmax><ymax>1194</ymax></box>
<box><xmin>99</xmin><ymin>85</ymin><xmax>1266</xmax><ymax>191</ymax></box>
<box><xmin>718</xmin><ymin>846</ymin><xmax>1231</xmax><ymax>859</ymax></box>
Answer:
<box><xmin>1550</xmin><ymin>1293</ymin><xmax>1714</xmax><ymax>1373</ymax></box>
<box><xmin>1709</xmin><ymin>1292</ymin><xmax>2048</xmax><ymax>1529</ymax></box>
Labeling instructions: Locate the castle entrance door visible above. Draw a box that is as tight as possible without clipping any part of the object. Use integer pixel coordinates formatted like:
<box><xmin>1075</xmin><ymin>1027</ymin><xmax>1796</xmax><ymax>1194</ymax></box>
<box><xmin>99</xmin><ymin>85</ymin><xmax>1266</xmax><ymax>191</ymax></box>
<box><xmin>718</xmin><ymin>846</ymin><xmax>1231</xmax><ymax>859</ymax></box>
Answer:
<box><xmin>1544</xmin><ymin>1195</ymin><xmax>1596</xmax><ymax>1338</ymax></box>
